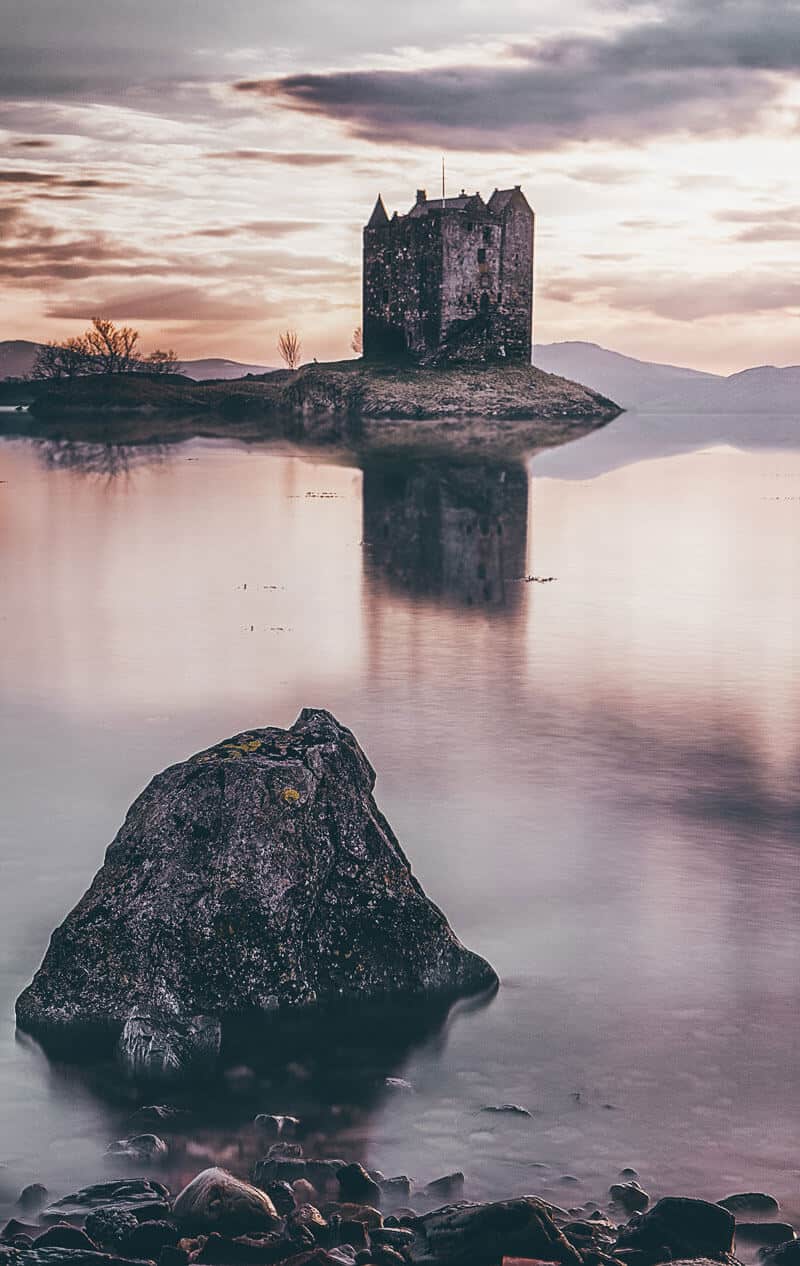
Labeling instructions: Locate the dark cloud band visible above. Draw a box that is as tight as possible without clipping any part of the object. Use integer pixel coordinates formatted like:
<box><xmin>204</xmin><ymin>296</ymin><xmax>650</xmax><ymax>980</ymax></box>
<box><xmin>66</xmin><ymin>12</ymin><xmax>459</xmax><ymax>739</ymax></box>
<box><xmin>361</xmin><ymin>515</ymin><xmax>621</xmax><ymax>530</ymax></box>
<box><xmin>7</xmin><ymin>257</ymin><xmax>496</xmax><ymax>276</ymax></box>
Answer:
<box><xmin>240</xmin><ymin>1</ymin><xmax>799</xmax><ymax>150</ymax></box>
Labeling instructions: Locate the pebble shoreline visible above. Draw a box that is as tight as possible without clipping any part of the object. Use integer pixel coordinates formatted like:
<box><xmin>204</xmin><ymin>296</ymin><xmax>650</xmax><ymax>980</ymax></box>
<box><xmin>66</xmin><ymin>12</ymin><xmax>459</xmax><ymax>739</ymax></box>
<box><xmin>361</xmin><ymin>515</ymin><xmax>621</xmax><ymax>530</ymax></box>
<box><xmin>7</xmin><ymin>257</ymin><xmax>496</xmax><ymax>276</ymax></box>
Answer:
<box><xmin>2</xmin><ymin>1127</ymin><xmax>798</xmax><ymax>1266</ymax></box>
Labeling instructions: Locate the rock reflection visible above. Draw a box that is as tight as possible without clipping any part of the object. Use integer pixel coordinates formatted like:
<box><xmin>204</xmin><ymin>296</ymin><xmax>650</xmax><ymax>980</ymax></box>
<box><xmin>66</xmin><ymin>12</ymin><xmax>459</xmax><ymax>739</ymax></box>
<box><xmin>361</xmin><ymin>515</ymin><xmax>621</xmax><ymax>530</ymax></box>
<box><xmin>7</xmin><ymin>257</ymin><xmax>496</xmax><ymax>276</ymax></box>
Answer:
<box><xmin>361</xmin><ymin>455</ymin><xmax>528</xmax><ymax>610</ymax></box>
<box><xmin>26</xmin><ymin>989</ymin><xmax>497</xmax><ymax>1196</ymax></box>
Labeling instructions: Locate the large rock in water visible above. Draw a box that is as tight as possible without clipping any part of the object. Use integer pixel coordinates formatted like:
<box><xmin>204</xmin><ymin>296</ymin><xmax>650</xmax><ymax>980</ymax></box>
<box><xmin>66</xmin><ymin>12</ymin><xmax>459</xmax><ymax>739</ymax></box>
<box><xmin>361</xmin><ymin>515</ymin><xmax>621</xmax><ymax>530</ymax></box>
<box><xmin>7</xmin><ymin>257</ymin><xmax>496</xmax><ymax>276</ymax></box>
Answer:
<box><xmin>16</xmin><ymin>709</ymin><xmax>496</xmax><ymax>1080</ymax></box>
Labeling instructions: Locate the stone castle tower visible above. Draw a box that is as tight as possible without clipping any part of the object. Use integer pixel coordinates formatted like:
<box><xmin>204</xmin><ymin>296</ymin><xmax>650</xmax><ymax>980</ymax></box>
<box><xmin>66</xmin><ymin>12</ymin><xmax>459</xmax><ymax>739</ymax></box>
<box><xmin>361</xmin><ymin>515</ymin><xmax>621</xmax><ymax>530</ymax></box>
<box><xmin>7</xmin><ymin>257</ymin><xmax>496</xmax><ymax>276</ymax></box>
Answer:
<box><xmin>362</xmin><ymin>185</ymin><xmax>534</xmax><ymax>365</ymax></box>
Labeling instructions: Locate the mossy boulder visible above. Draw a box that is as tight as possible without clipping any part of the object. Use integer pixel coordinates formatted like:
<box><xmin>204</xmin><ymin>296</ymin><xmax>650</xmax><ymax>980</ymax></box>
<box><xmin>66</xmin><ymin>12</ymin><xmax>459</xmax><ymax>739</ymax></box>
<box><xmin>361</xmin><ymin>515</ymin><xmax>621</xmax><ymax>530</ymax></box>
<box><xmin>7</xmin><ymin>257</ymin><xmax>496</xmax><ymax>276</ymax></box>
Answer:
<box><xmin>16</xmin><ymin>709</ymin><xmax>496</xmax><ymax>1081</ymax></box>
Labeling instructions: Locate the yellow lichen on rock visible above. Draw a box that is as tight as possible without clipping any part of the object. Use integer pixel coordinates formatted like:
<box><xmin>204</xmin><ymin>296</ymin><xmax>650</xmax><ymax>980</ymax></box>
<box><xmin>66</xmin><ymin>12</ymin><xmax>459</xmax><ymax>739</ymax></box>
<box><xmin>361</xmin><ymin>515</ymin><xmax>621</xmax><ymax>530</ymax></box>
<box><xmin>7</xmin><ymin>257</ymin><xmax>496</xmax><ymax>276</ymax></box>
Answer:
<box><xmin>220</xmin><ymin>738</ymin><xmax>263</xmax><ymax>759</ymax></box>
<box><xmin>282</xmin><ymin>787</ymin><xmax>301</xmax><ymax>804</ymax></box>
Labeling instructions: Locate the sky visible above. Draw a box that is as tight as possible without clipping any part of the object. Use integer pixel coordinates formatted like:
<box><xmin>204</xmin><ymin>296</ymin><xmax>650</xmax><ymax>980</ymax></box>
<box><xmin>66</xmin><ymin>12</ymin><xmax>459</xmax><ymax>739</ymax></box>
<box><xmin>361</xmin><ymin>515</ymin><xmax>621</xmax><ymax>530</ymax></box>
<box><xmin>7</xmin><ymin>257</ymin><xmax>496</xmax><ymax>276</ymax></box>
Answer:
<box><xmin>1</xmin><ymin>0</ymin><xmax>799</xmax><ymax>373</ymax></box>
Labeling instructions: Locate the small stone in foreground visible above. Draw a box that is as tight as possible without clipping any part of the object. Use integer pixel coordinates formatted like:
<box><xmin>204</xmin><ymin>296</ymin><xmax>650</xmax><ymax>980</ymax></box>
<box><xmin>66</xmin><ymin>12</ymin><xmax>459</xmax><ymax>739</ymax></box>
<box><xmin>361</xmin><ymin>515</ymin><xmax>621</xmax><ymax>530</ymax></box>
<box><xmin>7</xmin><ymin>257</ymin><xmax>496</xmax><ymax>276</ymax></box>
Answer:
<box><xmin>322</xmin><ymin>1204</ymin><xmax>383</xmax><ymax>1230</ymax></box>
<box><xmin>123</xmin><ymin>1222</ymin><xmax>179</xmax><ymax>1258</ymax></box>
<box><xmin>1</xmin><ymin>1223</ymin><xmax>39</xmax><ymax>1245</ymax></box>
<box><xmin>0</xmin><ymin>1251</ymin><xmax>156</xmax><ymax>1266</ymax></box>
<box><xmin>609</xmin><ymin>1183</ymin><xmax>650</xmax><ymax>1214</ymax></box>
<box><xmin>719</xmin><ymin>1192</ymin><xmax>780</xmax><ymax>1215</ymax></box>
<box><xmin>336</xmin><ymin>1165</ymin><xmax>381</xmax><ymax>1207</ymax></box>
<box><xmin>32</xmin><ymin>1230</ymin><xmax>95</xmax><ymax>1253</ymax></box>
<box><xmin>762</xmin><ymin>1242</ymin><xmax>800</xmax><ymax>1266</ymax></box>
<box><xmin>173</xmin><ymin>1168</ymin><xmax>277</xmax><ymax>1234</ymax></box>
<box><xmin>41</xmin><ymin>1180</ymin><xmax>170</xmax><ymax>1225</ymax></box>
<box><xmin>424</xmin><ymin>1172</ymin><xmax>465</xmax><ymax>1200</ymax></box>
<box><xmin>15</xmin><ymin>1190</ymin><xmax>47</xmax><ymax>1218</ymax></box>
<box><xmin>105</xmin><ymin>1134</ymin><xmax>168</xmax><ymax>1163</ymax></box>
<box><xmin>615</xmin><ymin>1197</ymin><xmax>734</xmax><ymax>1262</ymax></box>
<box><xmin>737</xmin><ymin>1224</ymin><xmax>795</xmax><ymax>1248</ymax></box>
<box><xmin>83</xmin><ymin>1211</ymin><xmax>138</xmax><ymax>1250</ymax></box>
<box><xmin>409</xmin><ymin>1197</ymin><xmax>582</xmax><ymax>1266</ymax></box>
<box><xmin>502</xmin><ymin>1260</ymin><xmax>566</xmax><ymax>1266</ymax></box>
<box><xmin>481</xmin><ymin>1104</ymin><xmax>532</xmax><ymax>1117</ymax></box>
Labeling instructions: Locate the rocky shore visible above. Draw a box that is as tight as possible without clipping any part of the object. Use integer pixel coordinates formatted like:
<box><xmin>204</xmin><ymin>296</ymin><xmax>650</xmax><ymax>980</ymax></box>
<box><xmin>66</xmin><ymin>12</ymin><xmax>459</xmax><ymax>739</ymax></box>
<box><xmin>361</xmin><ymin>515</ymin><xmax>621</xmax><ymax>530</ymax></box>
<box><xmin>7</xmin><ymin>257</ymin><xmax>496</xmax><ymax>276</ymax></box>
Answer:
<box><xmin>280</xmin><ymin>362</ymin><xmax>620</xmax><ymax>424</ymax></box>
<box><xmin>16</xmin><ymin>361</ymin><xmax>620</xmax><ymax>437</ymax></box>
<box><xmin>12</xmin><ymin>709</ymin><xmax>780</xmax><ymax>1266</ymax></box>
<box><xmin>2</xmin><ymin>1143</ymin><xmax>797</xmax><ymax>1266</ymax></box>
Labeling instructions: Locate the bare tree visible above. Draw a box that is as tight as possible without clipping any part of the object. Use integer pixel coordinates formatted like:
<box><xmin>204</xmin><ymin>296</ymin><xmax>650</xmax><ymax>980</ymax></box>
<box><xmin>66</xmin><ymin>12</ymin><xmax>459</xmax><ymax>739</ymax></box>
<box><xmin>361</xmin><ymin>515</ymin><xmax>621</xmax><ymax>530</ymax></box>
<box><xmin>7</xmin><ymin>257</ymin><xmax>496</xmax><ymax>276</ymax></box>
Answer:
<box><xmin>30</xmin><ymin>338</ymin><xmax>92</xmax><ymax>380</ymax></box>
<box><xmin>350</xmin><ymin>325</ymin><xmax>363</xmax><ymax>356</ymax></box>
<box><xmin>82</xmin><ymin>317</ymin><xmax>141</xmax><ymax>374</ymax></box>
<box><xmin>142</xmin><ymin>348</ymin><xmax>180</xmax><ymax>376</ymax></box>
<box><xmin>277</xmin><ymin>329</ymin><xmax>302</xmax><ymax>370</ymax></box>
<box><xmin>30</xmin><ymin>322</ymin><xmax>183</xmax><ymax>382</ymax></box>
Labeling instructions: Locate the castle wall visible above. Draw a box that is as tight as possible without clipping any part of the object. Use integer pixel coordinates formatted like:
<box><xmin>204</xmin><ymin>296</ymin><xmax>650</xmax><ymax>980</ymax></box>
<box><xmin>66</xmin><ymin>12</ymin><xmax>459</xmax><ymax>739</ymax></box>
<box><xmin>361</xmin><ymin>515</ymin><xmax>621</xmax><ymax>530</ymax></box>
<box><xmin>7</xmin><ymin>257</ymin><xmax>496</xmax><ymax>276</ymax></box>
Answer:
<box><xmin>440</xmin><ymin>212</ymin><xmax>502</xmax><ymax>342</ymax></box>
<box><xmin>496</xmin><ymin>195</ymin><xmax>534</xmax><ymax>361</ymax></box>
<box><xmin>363</xmin><ymin>215</ymin><xmax>442</xmax><ymax>361</ymax></box>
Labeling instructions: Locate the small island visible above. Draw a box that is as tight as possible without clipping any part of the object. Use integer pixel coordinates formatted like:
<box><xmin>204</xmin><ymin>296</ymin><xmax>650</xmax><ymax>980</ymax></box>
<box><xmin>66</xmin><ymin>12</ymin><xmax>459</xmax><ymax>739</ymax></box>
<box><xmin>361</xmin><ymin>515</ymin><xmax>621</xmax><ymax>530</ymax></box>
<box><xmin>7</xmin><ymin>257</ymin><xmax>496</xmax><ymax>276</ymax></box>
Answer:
<box><xmin>5</xmin><ymin>182</ymin><xmax>621</xmax><ymax>447</ymax></box>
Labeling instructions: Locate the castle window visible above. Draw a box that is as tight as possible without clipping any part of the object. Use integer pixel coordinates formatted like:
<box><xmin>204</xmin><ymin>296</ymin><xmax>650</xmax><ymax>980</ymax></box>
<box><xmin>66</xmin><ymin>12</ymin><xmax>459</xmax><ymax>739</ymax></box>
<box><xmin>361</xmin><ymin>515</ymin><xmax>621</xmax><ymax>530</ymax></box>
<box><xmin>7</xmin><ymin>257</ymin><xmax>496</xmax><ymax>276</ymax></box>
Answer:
<box><xmin>483</xmin><ymin>226</ymin><xmax>491</xmax><ymax>243</ymax></box>
<box><xmin>477</xmin><ymin>248</ymin><xmax>486</xmax><ymax>263</ymax></box>
<box><xmin>466</xmin><ymin>221</ymin><xmax>474</xmax><ymax>231</ymax></box>
<box><xmin>382</xmin><ymin>288</ymin><xmax>389</xmax><ymax>303</ymax></box>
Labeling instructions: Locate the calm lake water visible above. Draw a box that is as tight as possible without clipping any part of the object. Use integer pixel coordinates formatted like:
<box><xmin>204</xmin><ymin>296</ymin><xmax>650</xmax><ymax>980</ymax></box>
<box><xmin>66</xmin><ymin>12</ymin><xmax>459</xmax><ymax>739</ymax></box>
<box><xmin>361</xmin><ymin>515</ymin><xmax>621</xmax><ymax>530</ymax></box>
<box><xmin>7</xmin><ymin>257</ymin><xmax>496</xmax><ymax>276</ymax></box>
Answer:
<box><xmin>1</xmin><ymin>411</ymin><xmax>800</xmax><ymax>1219</ymax></box>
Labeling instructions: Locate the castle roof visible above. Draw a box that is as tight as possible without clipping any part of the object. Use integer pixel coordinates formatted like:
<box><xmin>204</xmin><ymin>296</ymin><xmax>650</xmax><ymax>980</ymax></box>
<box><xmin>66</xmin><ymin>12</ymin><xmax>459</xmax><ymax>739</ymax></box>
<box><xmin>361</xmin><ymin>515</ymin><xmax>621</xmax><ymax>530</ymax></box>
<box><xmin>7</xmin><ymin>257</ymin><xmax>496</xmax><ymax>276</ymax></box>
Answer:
<box><xmin>365</xmin><ymin>186</ymin><xmax>531</xmax><ymax>230</ymax></box>
<box><xmin>367</xmin><ymin>194</ymin><xmax>389</xmax><ymax>228</ymax></box>
<box><xmin>406</xmin><ymin>191</ymin><xmax>486</xmax><ymax>218</ymax></box>
<box><xmin>488</xmin><ymin>186</ymin><xmax>532</xmax><ymax>214</ymax></box>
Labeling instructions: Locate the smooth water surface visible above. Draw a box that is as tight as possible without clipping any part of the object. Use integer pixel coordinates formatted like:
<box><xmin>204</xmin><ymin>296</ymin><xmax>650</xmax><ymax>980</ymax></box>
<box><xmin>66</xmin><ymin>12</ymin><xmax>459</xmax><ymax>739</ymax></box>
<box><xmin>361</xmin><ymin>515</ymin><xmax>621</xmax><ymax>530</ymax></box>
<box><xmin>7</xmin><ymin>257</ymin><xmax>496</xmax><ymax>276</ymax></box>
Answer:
<box><xmin>1</xmin><ymin>413</ymin><xmax>800</xmax><ymax>1215</ymax></box>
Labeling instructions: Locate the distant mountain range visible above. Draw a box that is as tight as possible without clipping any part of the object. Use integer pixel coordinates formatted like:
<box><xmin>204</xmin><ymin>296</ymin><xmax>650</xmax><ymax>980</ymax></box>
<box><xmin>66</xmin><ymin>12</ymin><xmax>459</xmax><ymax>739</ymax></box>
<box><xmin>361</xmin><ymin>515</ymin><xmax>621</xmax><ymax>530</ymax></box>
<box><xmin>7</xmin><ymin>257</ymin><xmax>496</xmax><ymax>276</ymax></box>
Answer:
<box><xmin>179</xmin><ymin>357</ymin><xmax>276</xmax><ymax>379</ymax></box>
<box><xmin>0</xmin><ymin>341</ymin><xmax>274</xmax><ymax>382</ymax></box>
<box><xmin>533</xmin><ymin>342</ymin><xmax>717</xmax><ymax>409</ymax></box>
<box><xmin>2</xmin><ymin>337</ymin><xmax>797</xmax><ymax>413</ymax></box>
<box><xmin>534</xmin><ymin>341</ymin><xmax>799</xmax><ymax>412</ymax></box>
<box><xmin>0</xmin><ymin>341</ymin><xmax>40</xmax><ymax>380</ymax></box>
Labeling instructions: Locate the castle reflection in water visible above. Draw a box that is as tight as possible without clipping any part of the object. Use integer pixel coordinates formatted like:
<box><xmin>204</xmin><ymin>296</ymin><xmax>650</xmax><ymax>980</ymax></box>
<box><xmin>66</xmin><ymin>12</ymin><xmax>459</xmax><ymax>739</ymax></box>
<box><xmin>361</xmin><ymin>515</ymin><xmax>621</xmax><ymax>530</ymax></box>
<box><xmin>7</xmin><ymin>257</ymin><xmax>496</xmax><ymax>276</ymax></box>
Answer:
<box><xmin>362</xmin><ymin>456</ymin><xmax>528</xmax><ymax>611</ymax></box>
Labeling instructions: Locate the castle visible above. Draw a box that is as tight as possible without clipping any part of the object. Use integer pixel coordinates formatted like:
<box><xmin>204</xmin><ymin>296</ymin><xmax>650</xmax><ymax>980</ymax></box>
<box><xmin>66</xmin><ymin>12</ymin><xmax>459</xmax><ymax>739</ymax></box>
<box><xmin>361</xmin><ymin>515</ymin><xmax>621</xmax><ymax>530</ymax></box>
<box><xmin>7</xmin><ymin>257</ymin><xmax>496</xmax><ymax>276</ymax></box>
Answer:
<box><xmin>362</xmin><ymin>184</ymin><xmax>534</xmax><ymax>365</ymax></box>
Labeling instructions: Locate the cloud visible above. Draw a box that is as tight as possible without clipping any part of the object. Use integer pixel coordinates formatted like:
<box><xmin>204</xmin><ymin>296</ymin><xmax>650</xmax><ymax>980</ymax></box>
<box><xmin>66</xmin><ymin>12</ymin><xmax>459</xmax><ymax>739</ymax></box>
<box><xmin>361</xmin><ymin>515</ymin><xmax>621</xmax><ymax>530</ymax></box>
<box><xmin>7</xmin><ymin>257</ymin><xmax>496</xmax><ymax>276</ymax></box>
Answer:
<box><xmin>735</xmin><ymin>224</ymin><xmax>800</xmax><ymax>243</ymax></box>
<box><xmin>194</xmin><ymin>220</ymin><xmax>321</xmax><ymax>239</ymax></box>
<box><xmin>543</xmin><ymin>270</ymin><xmax>800</xmax><ymax>320</ymax></box>
<box><xmin>715</xmin><ymin>205</ymin><xmax>800</xmax><ymax>243</ymax></box>
<box><xmin>0</xmin><ymin>168</ymin><xmax>125</xmax><ymax>189</ymax></box>
<box><xmin>565</xmin><ymin>164</ymin><xmax>639</xmax><ymax>185</ymax></box>
<box><xmin>206</xmin><ymin>149</ymin><xmax>352</xmax><ymax>166</ymax></box>
<box><xmin>716</xmin><ymin>206</ymin><xmax>800</xmax><ymax>223</ymax></box>
<box><xmin>11</xmin><ymin>138</ymin><xmax>53</xmax><ymax>149</ymax></box>
<box><xmin>0</xmin><ymin>169</ymin><xmax>63</xmax><ymax>184</ymax></box>
<box><xmin>241</xmin><ymin>0</ymin><xmax>799</xmax><ymax>151</ymax></box>
<box><xmin>582</xmin><ymin>252</ymin><xmax>634</xmax><ymax>262</ymax></box>
<box><xmin>0</xmin><ymin>208</ymin><xmax>163</xmax><ymax>285</ymax></box>
<box><xmin>45</xmin><ymin>284</ymin><xmax>270</xmax><ymax>323</ymax></box>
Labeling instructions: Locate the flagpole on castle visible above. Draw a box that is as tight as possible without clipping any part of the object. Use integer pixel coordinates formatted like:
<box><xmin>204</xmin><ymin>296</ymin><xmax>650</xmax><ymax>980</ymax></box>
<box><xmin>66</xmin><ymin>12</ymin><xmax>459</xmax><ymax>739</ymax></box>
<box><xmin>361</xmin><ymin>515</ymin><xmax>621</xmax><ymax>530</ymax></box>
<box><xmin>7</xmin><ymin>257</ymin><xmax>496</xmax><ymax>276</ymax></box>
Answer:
<box><xmin>441</xmin><ymin>156</ymin><xmax>445</xmax><ymax>207</ymax></box>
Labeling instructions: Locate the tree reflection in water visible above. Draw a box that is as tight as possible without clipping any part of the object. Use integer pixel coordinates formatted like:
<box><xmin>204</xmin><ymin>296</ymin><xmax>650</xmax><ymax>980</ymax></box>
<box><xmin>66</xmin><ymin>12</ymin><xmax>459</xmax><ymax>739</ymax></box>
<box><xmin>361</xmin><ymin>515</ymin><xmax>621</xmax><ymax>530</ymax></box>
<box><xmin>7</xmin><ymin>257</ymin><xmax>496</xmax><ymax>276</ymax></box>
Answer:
<box><xmin>34</xmin><ymin>439</ymin><xmax>170</xmax><ymax>481</ymax></box>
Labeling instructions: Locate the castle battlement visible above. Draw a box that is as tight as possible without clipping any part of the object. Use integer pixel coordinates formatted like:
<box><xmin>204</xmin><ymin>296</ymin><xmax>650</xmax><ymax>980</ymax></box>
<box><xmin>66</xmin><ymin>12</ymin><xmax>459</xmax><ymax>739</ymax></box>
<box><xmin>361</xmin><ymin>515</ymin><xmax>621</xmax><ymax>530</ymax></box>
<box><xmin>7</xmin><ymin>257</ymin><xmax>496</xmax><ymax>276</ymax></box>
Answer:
<box><xmin>362</xmin><ymin>185</ymin><xmax>534</xmax><ymax>365</ymax></box>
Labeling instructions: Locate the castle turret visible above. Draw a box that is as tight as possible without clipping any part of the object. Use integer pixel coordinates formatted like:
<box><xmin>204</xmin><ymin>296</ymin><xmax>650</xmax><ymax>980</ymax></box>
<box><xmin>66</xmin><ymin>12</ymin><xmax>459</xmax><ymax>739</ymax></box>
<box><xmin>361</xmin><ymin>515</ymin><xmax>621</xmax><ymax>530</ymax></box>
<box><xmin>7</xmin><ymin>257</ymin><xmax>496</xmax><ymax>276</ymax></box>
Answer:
<box><xmin>367</xmin><ymin>195</ymin><xmax>389</xmax><ymax>228</ymax></box>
